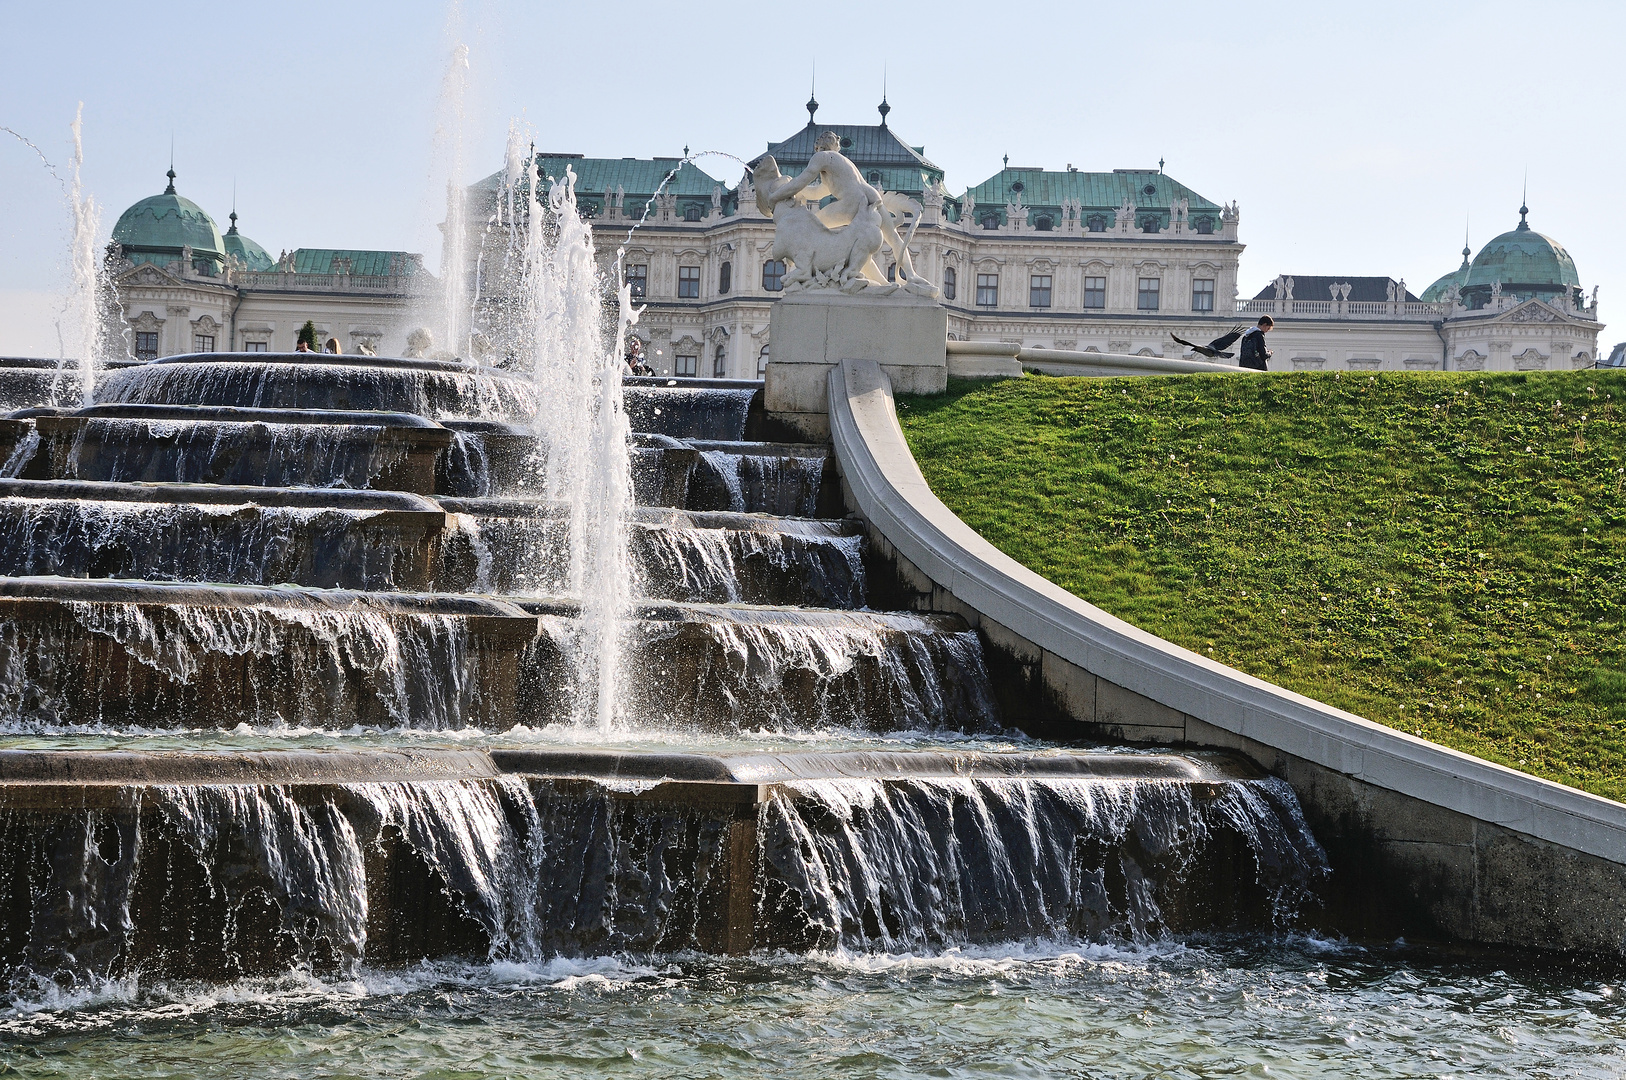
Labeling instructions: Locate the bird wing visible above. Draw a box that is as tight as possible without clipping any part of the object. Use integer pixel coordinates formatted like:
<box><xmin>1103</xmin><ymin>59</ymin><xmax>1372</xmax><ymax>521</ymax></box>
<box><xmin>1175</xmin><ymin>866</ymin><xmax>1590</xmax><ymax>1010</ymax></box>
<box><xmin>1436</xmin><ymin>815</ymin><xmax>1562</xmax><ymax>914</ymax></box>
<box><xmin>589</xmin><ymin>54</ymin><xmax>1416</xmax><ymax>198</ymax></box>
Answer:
<box><xmin>1170</xmin><ymin>333</ymin><xmax>1215</xmax><ymax>357</ymax></box>
<box><xmin>1207</xmin><ymin>325</ymin><xmax>1246</xmax><ymax>351</ymax></box>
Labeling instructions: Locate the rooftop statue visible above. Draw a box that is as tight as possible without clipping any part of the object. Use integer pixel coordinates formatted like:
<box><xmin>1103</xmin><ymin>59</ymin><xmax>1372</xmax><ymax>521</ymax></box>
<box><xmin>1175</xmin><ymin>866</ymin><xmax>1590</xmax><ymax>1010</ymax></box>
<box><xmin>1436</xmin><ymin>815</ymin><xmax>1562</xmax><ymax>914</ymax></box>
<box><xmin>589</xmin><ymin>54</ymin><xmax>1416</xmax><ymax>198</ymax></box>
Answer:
<box><xmin>751</xmin><ymin>131</ymin><xmax>939</xmax><ymax>299</ymax></box>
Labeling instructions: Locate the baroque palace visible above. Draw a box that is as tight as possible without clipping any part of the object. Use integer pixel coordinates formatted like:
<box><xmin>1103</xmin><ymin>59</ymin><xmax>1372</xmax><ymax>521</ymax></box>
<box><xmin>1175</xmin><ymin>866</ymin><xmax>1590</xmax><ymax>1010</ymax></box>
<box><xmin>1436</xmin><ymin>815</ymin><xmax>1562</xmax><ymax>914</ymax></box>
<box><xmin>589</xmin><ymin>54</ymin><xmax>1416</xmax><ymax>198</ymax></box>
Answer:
<box><xmin>110</xmin><ymin>99</ymin><xmax>1606</xmax><ymax>374</ymax></box>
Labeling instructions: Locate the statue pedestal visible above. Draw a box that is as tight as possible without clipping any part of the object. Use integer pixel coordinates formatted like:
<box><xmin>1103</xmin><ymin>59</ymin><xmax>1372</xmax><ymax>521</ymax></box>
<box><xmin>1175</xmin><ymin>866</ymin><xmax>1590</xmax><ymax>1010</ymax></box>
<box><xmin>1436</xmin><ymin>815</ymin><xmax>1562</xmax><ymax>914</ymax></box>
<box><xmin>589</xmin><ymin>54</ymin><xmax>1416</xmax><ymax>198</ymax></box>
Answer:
<box><xmin>764</xmin><ymin>290</ymin><xmax>947</xmax><ymax>439</ymax></box>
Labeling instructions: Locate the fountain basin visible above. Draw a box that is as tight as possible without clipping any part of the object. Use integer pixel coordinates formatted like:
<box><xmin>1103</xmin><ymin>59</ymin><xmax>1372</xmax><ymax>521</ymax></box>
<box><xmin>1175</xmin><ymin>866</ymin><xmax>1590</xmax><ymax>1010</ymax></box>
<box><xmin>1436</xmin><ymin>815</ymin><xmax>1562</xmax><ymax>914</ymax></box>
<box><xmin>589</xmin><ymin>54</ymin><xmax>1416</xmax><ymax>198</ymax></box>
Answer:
<box><xmin>624</xmin><ymin>379</ymin><xmax>766</xmax><ymax>441</ymax></box>
<box><xmin>513</xmin><ymin>599</ymin><xmax>999</xmax><ymax>733</ymax></box>
<box><xmin>22</xmin><ymin>404</ymin><xmax>453</xmax><ymax>492</ymax></box>
<box><xmin>0</xmin><ymin>743</ymin><xmax>1321</xmax><ymax>984</ymax></box>
<box><xmin>436</xmin><ymin>499</ymin><xmax>865</xmax><ymax>605</ymax></box>
<box><xmin>0</xmin><ymin>576</ymin><xmax>538</xmax><ymax>730</ymax></box>
<box><xmin>0</xmin><ymin>479</ymin><xmax>445</xmax><ymax>589</ymax></box>
<box><xmin>99</xmin><ymin>353</ymin><xmax>538</xmax><ymax>422</ymax></box>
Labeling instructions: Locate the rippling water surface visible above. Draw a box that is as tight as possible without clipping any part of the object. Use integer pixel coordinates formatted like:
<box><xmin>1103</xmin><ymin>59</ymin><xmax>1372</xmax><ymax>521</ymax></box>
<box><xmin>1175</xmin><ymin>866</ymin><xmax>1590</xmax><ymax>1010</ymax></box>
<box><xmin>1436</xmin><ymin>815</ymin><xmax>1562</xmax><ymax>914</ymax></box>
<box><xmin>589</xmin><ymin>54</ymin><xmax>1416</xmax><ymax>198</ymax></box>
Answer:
<box><xmin>4</xmin><ymin>938</ymin><xmax>1622</xmax><ymax>1079</ymax></box>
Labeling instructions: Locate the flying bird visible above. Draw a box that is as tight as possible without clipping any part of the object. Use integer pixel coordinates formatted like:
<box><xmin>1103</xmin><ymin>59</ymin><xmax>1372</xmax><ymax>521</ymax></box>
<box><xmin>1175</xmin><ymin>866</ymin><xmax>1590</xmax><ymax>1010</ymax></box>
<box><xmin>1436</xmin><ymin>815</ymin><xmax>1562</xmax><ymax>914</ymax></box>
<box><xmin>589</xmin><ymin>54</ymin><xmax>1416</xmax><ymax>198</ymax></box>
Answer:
<box><xmin>1171</xmin><ymin>325</ymin><xmax>1246</xmax><ymax>358</ymax></box>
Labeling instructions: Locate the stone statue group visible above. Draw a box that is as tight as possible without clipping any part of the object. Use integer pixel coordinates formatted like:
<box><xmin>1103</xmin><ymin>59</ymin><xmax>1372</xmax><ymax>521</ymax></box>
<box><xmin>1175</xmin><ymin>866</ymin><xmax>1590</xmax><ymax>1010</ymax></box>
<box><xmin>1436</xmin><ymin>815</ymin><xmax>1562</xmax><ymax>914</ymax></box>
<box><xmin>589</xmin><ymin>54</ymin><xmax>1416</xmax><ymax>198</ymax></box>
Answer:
<box><xmin>752</xmin><ymin>132</ymin><xmax>940</xmax><ymax>299</ymax></box>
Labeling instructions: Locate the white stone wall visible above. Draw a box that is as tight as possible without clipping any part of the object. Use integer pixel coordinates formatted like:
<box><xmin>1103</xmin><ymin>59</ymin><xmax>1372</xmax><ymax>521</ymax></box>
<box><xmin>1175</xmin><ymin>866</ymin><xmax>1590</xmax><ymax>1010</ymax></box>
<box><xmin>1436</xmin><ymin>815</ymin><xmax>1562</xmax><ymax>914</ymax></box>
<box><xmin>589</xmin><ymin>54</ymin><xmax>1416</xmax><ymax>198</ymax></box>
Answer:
<box><xmin>116</xmin><ymin>260</ymin><xmax>419</xmax><ymax>357</ymax></box>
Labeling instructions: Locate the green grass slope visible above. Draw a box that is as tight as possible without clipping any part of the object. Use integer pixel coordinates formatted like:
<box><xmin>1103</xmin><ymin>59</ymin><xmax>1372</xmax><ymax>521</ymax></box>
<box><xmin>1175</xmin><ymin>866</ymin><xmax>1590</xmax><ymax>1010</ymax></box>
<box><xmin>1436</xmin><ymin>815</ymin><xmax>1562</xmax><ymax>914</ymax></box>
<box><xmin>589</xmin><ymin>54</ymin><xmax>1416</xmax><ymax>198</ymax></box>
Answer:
<box><xmin>898</xmin><ymin>370</ymin><xmax>1626</xmax><ymax>800</ymax></box>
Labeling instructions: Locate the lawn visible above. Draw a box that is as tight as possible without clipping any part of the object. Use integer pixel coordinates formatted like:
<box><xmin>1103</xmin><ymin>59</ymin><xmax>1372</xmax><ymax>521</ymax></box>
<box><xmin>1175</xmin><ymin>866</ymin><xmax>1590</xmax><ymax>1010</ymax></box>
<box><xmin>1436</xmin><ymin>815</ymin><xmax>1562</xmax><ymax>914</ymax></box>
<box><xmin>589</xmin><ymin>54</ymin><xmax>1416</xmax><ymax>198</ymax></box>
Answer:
<box><xmin>897</xmin><ymin>369</ymin><xmax>1626</xmax><ymax>801</ymax></box>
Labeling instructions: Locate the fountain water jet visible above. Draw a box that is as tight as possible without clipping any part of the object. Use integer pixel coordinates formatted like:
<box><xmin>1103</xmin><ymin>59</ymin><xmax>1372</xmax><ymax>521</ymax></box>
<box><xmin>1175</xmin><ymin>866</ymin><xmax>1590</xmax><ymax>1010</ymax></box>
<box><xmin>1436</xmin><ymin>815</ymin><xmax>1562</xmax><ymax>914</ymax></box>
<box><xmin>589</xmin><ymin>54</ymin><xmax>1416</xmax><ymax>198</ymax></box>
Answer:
<box><xmin>514</xmin><ymin>153</ymin><xmax>633</xmax><ymax>730</ymax></box>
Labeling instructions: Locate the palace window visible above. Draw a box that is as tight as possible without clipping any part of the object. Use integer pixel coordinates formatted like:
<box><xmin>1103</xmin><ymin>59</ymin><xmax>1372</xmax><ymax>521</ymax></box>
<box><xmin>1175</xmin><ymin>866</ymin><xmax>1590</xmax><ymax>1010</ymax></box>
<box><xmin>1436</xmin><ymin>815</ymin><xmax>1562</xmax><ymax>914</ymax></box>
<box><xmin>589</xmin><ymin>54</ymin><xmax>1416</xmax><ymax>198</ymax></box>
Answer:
<box><xmin>718</xmin><ymin>261</ymin><xmax>731</xmax><ymax>294</ymax></box>
<box><xmin>1086</xmin><ymin>214</ymin><xmax>1107</xmax><ymax>233</ymax></box>
<box><xmin>675</xmin><ymin>354</ymin><xmax>698</xmax><ymax>377</ymax></box>
<box><xmin>1139</xmin><ymin>216</ymin><xmax>1161</xmax><ymax>234</ymax></box>
<box><xmin>976</xmin><ymin>273</ymin><xmax>999</xmax><ymax>307</ymax></box>
<box><xmin>981</xmin><ymin>214</ymin><xmax>999</xmax><ymax>230</ymax></box>
<box><xmin>678</xmin><ymin>265</ymin><xmax>701</xmax><ymax>298</ymax></box>
<box><xmin>1034</xmin><ymin>215</ymin><xmax>1054</xmax><ymax>232</ymax></box>
<box><xmin>134</xmin><ymin>332</ymin><xmax>159</xmax><ymax>360</ymax></box>
<box><xmin>1084</xmin><ymin>276</ymin><xmax>1106</xmax><ymax>310</ymax></box>
<box><xmin>887</xmin><ymin>264</ymin><xmax>897</xmax><ymax>282</ymax></box>
<box><xmin>1191</xmin><ymin>278</ymin><xmax>1215</xmax><ymax>312</ymax></box>
<box><xmin>1194</xmin><ymin>216</ymin><xmax>1214</xmax><ymax>235</ymax></box>
<box><xmin>244</xmin><ymin>341</ymin><xmax>268</xmax><ymax>352</ymax></box>
<box><xmin>762</xmin><ymin>259</ymin><xmax>785</xmax><ymax>291</ymax></box>
<box><xmin>193</xmin><ymin>334</ymin><xmax>216</xmax><ymax>352</ymax></box>
<box><xmin>943</xmin><ymin>267</ymin><xmax>956</xmax><ymax>300</ymax></box>
<box><xmin>1029</xmin><ymin>275</ymin><xmax>1052</xmax><ymax>308</ymax></box>
<box><xmin>757</xmin><ymin>343</ymin><xmax>770</xmax><ymax>376</ymax></box>
<box><xmin>714</xmin><ymin>344</ymin><xmax>727</xmax><ymax>378</ymax></box>
<box><xmin>683</xmin><ymin>204</ymin><xmax>703</xmax><ymax>222</ymax></box>
<box><xmin>1137</xmin><ymin>278</ymin><xmax>1160</xmax><ymax>310</ymax></box>
<box><xmin>626</xmin><ymin>264</ymin><xmax>648</xmax><ymax>298</ymax></box>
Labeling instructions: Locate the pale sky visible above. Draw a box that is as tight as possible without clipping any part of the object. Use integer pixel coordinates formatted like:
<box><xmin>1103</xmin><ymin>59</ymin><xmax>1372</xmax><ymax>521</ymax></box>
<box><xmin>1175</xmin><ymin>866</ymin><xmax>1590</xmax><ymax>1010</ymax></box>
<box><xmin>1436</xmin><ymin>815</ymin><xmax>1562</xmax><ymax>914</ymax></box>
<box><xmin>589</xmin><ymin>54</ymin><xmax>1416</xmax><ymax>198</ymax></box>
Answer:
<box><xmin>2</xmin><ymin>0</ymin><xmax>1620</xmax><ymax>356</ymax></box>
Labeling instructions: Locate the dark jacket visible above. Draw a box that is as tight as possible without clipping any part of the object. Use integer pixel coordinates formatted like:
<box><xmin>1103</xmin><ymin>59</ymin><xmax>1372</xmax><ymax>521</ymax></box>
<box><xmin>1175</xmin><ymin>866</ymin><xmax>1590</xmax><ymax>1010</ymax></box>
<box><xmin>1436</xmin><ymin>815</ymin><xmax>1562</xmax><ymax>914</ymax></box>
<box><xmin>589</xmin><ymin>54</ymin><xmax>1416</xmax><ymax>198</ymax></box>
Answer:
<box><xmin>1238</xmin><ymin>327</ymin><xmax>1271</xmax><ymax>370</ymax></box>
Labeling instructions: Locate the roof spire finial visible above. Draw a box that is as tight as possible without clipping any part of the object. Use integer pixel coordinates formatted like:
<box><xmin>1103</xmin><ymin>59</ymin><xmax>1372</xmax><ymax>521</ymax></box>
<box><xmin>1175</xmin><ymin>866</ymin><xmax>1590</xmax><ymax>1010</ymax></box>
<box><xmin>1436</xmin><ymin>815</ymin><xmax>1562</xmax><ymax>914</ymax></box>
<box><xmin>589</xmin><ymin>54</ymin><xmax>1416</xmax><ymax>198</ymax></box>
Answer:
<box><xmin>165</xmin><ymin>134</ymin><xmax>176</xmax><ymax>194</ymax></box>
<box><xmin>1159</xmin><ymin>156</ymin><xmax>1165</xmax><ymax>173</ymax></box>
<box><xmin>1003</xmin><ymin>154</ymin><xmax>1009</xmax><ymax>170</ymax></box>
<box><xmin>228</xmin><ymin>179</ymin><xmax>238</xmax><ymax>234</ymax></box>
<box><xmin>1519</xmin><ymin>170</ymin><xmax>1529</xmax><ymax>230</ymax></box>
<box><xmin>1462</xmin><ymin>214</ymin><xmax>1471</xmax><ymax>264</ymax></box>
<box><xmin>806</xmin><ymin>62</ymin><xmax>818</xmax><ymax>127</ymax></box>
<box><xmin>878</xmin><ymin>68</ymin><xmax>890</xmax><ymax>127</ymax></box>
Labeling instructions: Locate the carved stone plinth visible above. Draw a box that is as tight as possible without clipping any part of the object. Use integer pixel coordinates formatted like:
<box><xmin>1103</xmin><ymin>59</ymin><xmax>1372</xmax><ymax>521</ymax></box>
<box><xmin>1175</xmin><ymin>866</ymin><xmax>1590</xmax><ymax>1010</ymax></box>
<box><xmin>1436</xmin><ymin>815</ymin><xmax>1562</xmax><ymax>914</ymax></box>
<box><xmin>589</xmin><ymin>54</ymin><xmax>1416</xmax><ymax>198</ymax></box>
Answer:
<box><xmin>765</xmin><ymin>290</ymin><xmax>946</xmax><ymax>439</ymax></box>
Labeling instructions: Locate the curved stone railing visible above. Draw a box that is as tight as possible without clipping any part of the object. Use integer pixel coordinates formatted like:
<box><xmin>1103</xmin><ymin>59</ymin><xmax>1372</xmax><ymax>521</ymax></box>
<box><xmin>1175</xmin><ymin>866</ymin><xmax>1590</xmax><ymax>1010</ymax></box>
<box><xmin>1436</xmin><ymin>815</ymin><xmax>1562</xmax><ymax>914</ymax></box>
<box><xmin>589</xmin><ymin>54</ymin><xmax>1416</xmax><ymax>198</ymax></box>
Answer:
<box><xmin>830</xmin><ymin>356</ymin><xmax>1626</xmax><ymax>949</ymax></box>
<box><xmin>946</xmin><ymin>339</ymin><xmax>1242</xmax><ymax>378</ymax></box>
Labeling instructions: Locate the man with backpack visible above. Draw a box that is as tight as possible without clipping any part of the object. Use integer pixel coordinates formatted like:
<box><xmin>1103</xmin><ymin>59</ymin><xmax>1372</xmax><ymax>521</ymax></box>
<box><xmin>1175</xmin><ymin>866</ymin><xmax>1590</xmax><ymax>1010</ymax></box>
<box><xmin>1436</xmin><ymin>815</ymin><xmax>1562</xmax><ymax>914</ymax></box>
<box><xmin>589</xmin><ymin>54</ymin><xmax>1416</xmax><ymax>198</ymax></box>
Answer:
<box><xmin>1238</xmin><ymin>316</ymin><xmax>1273</xmax><ymax>371</ymax></box>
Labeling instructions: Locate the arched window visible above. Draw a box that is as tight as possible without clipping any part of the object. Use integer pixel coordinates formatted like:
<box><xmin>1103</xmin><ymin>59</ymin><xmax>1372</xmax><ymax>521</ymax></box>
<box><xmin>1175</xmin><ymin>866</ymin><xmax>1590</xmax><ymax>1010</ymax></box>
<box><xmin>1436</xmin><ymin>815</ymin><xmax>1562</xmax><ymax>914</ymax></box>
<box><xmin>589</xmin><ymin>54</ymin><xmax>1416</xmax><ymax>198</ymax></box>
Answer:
<box><xmin>757</xmin><ymin>343</ymin><xmax>770</xmax><ymax>376</ymax></box>
<box><xmin>718</xmin><ymin>261</ymin><xmax>731</xmax><ymax>294</ymax></box>
<box><xmin>1086</xmin><ymin>214</ymin><xmax>1107</xmax><ymax>233</ymax></box>
<box><xmin>683</xmin><ymin>204</ymin><xmax>702</xmax><ymax>222</ymax></box>
<box><xmin>714</xmin><ymin>343</ymin><xmax>727</xmax><ymax>378</ymax></box>
<box><xmin>1034</xmin><ymin>215</ymin><xmax>1054</xmax><ymax>232</ymax></box>
<box><xmin>943</xmin><ymin>266</ymin><xmax>956</xmax><ymax>301</ymax></box>
<box><xmin>762</xmin><ymin>260</ymin><xmax>785</xmax><ymax>291</ymax></box>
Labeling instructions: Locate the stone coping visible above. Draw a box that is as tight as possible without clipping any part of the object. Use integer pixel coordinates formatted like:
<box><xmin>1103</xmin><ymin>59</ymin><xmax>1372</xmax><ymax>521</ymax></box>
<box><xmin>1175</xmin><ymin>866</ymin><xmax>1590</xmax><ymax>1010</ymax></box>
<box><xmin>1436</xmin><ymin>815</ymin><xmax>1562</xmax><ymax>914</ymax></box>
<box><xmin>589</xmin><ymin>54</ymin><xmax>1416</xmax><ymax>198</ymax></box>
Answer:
<box><xmin>0</xmin><ymin>575</ymin><xmax>533</xmax><ymax>621</ymax></box>
<box><xmin>436</xmin><ymin>497</ymin><xmax>860</xmax><ymax>535</ymax></box>
<box><xmin>828</xmin><ymin>356</ymin><xmax>1626</xmax><ymax>865</ymax></box>
<box><xmin>946</xmin><ymin>340</ymin><xmax>1242</xmax><ymax>377</ymax></box>
<box><xmin>146</xmin><ymin>352</ymin><xmax>525</xmax><ymax>379</ymax></box>
<box><xmin>0</xmin><ymin>477</ymin><xmax>442</xmax><ymax>513</ymax></box>
<box><xmin>685</xmin><ymin>440</ymin><xmax>831</xmax><ymax>457</ymax></box>
<box><xmin>56</xmin><ymin>403</ymin><xmax>446</xmax><ymax>430</ymax></box>
<box><xmin>0</xmin><ymin>746</ymin><xmax>1257</xmax><ymax>789</ymax></box>
<box><xmin>623</xmin><ymin>377</ymin><xmax>764</xmax><ymax>391</ymax></box>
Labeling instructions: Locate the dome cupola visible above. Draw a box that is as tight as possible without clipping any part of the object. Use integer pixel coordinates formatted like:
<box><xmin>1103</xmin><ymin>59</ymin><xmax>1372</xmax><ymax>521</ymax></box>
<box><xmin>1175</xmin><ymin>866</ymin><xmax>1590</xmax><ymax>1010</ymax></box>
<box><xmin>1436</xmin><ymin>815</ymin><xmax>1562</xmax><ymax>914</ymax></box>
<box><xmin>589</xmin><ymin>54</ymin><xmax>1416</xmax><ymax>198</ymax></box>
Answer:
<box><xmin>1461</xmin><ymin>203</ymin><xmax>1580</xmax><ymax>308</ymax></box>
<box><xmin>222</xmin><ymin>209</ymin><xmax>274</xmax><ymax>271</ymax></box>
<box><xmin>111</xmin><ymin>168</ymin><xmax>226</xmax><ymax>275</ymax></box>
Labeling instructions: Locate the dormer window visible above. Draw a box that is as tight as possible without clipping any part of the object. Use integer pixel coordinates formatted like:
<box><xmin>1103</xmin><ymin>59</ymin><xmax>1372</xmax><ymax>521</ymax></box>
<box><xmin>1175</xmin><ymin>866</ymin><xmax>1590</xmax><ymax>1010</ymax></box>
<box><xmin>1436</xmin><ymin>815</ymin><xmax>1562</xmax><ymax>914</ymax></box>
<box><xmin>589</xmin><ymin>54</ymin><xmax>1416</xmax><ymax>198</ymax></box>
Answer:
<box><xmin>683</xmin><ymin>204</ymin><xmax>702</xmax><ymax>222</ymax></box>
<box><xmin>1086</xmin><ymin>214</ymin><xmax>1107</xmax><ymax>233</ymax></box>
<box><xmin>1194</xmin><ymin>216</ymin><xmax>1214</xmax><ymax>235</ymax></box>
<box><xmin>1034</xmin><ymin>215</ymin><xmax>1054</xmax><ymax>232</ymax></box>
<box><xmin>981</xmin><ymin>214</ymin><xmax>999</xmax><ymax>230</ymax></box>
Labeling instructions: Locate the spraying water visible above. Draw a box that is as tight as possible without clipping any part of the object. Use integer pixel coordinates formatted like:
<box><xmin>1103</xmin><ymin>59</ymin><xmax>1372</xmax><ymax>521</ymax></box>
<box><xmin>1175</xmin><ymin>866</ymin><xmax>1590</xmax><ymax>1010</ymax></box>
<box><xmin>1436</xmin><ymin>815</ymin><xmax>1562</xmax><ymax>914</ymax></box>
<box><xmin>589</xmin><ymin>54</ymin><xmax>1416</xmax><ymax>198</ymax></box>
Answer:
<box><xmin>510</xmin><ymin>147</ymin><xmax>633</xmax><ymax>730</ymax></box>
<box><xmin>66</xmin><ymin>104</ymin><xmax>101</xmax><ymax>406</ymax></box>
<box><xmin>425</xmin><ymin>43</ymin><xmax>473</xmax><ymax>362</ymax></box>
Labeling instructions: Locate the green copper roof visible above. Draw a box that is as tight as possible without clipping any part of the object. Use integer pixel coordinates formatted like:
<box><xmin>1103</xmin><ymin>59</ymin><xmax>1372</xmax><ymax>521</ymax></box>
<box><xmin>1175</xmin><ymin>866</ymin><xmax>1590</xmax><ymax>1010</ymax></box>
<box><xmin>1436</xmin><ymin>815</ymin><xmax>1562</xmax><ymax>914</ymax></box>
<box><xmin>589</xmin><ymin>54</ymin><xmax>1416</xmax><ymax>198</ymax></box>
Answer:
<box><xmin>223</xmin><ymin>212</ymin><xmax>274</xmax><ymax>271</ymax></box>
<box><xmin>470</xmin><ymin>156</ymin><xmax>723</xmax><ymax>217</ymax></box>
<box><xmin>291</xmin><ymin>249</ymin><xmax>419</xmax><ymax>276</ymax></box>
<box><xmin>761</xmin><ymin>121</ymin><xmax>944</xmax><ymax>199</ymax></box>
<box><xmin>1464</xmin><ymin>208</ymin><xmax>1579</xmax><ymax>293</ymax></box>
<box><xmin>960</xmin><ymin>169</ymin><xmax>1222</xmax><ymax>227</ymax></box>
<box><xmin>112</xmin><ymin>169</ymin><xmax>224</xmax><ymax>262</ymax></box>
<box><xmin>1420</xmin><ymin>246</ymin><xmax>1473</xmax><ymax>303</ymax></box>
